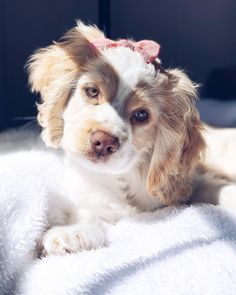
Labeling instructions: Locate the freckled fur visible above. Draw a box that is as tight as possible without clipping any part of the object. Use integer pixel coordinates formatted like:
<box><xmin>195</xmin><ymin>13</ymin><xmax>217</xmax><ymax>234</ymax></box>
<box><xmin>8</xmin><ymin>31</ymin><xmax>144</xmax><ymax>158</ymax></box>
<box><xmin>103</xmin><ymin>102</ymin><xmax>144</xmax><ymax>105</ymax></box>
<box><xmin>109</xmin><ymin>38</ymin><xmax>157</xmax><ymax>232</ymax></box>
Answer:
<box><xmin>27</xmin><ymin>21</ymin><xmax>236</xmax><ymax>256</ymax></box>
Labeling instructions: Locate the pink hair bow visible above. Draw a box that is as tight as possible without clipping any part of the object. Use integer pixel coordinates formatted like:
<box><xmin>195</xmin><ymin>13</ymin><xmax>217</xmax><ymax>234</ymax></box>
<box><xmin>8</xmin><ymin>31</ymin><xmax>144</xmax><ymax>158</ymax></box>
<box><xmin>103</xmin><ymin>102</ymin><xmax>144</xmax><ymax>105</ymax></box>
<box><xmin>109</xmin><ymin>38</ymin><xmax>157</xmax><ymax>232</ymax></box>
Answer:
<box><xmin>91</xmin><ymin>38</ymin><xmax>160</xmax><ymax>63</ymax></box>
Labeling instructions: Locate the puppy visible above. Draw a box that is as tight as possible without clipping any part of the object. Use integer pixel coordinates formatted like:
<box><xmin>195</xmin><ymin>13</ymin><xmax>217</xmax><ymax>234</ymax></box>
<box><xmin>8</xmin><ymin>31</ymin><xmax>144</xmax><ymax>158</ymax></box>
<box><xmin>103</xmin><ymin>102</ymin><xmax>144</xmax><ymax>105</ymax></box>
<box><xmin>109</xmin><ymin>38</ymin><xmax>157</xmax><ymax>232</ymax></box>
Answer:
<box><xmin>27</xmin><ymin>22</ymin><xmax>236</xmax><ymax>255</ymax></box>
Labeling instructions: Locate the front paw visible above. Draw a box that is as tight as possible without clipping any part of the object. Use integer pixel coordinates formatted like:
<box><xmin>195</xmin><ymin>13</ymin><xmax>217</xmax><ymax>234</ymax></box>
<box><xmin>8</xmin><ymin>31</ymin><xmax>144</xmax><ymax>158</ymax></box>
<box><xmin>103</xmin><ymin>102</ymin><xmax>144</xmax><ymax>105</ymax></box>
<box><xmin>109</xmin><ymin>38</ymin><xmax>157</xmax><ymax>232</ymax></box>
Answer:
<box><xmin>39</xmin><ymin>224</ymin><xmax>106</xmax><ymax>256</ymax></box>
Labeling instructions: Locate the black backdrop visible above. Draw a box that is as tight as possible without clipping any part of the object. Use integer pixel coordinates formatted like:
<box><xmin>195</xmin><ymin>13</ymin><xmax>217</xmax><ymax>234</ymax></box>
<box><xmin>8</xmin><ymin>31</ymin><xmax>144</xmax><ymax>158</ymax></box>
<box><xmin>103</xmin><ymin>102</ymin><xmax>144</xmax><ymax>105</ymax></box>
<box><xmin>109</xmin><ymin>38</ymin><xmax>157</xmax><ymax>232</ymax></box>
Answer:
<box><xmin>1</xmin><ymin>0</ymin><xmax>236</xmax><ymax>132</ymax></box>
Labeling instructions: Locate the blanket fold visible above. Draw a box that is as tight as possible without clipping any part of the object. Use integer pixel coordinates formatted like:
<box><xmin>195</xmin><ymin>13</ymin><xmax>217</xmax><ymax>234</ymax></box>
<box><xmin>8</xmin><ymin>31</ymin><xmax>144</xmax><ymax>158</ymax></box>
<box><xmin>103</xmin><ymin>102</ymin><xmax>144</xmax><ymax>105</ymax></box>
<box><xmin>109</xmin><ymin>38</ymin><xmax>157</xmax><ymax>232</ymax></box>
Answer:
<box><xmin>0</xmin><ymin>130</ymin><xmax>236</xmax><ymax>295</ymax></box>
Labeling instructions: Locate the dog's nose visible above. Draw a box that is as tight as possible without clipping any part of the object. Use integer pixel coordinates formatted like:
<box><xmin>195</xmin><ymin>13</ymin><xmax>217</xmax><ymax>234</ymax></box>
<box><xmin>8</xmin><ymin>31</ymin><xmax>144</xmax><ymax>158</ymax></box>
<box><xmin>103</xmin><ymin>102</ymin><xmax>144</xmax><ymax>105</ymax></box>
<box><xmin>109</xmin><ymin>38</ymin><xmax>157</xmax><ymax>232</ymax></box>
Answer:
<box><xmin>90</xmin><ymin>131</ymin><xmax>119</xmax><ymax>157</ymax></box>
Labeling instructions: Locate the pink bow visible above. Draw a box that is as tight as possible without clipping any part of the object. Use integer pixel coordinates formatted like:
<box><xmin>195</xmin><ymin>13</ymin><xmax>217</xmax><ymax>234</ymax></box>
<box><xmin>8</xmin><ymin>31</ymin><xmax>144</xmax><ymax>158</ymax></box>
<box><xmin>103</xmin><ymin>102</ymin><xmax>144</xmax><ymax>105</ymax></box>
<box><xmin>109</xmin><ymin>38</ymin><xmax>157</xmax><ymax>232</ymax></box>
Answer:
<box><xmin>91</xmin><ymin>38</ymin><xmax>160</xmax><ymax>63</ymax></box>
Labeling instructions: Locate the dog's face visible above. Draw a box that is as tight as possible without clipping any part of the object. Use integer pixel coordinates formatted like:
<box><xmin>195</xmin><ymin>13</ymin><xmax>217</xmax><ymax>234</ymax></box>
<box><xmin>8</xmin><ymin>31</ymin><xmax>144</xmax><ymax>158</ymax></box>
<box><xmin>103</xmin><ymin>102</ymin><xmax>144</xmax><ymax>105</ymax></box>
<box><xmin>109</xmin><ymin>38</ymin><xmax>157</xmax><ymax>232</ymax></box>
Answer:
<box><xmin>28</xmin><ymin>22</ymin><xmax>205</xmax><ymax>204</ymax></box>
<box><xmin>61</xmin><ymin>46</ymin><xmax>161</xmax><ymax>174</ymax></box>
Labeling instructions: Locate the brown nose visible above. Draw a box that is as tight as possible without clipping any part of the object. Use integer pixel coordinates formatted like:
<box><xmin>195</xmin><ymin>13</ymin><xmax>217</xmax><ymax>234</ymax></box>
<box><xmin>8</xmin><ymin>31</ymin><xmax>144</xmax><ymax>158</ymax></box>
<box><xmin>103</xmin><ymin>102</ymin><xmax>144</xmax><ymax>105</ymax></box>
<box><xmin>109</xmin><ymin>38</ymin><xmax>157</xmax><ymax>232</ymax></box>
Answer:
<box><xmin>90</xmin><ymin>131</ymin><xmax>119</xmax><ymax>157</ymax></box>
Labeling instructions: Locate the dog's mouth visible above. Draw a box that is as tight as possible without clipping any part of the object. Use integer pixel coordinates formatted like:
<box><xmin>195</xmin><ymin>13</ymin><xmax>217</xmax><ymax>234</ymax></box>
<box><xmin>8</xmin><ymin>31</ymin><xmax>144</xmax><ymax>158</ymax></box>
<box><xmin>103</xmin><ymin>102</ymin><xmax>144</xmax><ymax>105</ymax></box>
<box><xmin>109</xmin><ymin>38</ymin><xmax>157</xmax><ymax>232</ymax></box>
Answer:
<box><xmin>67</xmin><ymin>140</ymin><xmax>138</xmax><ymax>174</ymax></box>
<box><xmin>85</xmin><ymin>146</ymin><xmax>120</xmax><ymax>163</ymax></box>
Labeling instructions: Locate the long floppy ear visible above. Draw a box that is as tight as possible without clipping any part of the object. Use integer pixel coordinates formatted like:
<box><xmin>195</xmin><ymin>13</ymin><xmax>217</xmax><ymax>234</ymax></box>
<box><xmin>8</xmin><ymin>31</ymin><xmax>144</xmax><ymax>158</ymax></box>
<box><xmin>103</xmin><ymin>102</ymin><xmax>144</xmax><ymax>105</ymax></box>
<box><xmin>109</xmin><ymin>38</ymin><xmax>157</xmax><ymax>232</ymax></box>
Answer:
<box><xmin>27</xmin><ymin>22</ymin><xmax>103</xmax><ymax>148</ymax></box>
<box><xmin>146</xmin><ymin>69</ymin><xmax>206</xmax><ymax>205</ymax></box>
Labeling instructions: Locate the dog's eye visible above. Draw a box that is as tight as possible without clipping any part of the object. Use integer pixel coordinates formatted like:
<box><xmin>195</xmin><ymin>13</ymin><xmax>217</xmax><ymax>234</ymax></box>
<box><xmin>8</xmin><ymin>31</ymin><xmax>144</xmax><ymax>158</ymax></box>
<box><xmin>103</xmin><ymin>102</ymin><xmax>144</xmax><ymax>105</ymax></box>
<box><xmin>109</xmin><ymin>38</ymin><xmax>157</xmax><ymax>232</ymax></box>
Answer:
<box><xmin>130</xmin><ymin>109</ymin><xmax>149</xmax><ymax>124</ymax></box>
<box><xmin>85</xmin><ymin>87</ymin><xmax>99</xmax><ymax>98</ymax></box>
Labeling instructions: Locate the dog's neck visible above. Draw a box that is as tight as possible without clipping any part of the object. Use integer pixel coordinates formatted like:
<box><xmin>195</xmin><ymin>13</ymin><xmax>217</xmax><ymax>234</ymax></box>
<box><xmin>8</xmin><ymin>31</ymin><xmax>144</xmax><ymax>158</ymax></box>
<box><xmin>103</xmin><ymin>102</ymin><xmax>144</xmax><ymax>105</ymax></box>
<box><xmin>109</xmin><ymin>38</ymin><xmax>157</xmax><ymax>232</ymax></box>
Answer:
<box><xmin>64</xmin><ymin>155</ymin><xmax>163</xmax><ymax>212</ymax></box>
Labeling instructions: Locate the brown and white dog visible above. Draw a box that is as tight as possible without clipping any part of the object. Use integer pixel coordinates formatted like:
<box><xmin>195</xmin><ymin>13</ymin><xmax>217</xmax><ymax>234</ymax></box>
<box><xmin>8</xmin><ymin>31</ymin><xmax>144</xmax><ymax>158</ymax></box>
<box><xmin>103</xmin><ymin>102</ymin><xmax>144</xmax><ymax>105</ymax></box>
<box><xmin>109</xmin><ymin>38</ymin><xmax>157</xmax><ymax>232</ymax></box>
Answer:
<box><xmin>27</xmin><ymin>21</ymin><xmax>236</xmax><ymax>256</ymax></box>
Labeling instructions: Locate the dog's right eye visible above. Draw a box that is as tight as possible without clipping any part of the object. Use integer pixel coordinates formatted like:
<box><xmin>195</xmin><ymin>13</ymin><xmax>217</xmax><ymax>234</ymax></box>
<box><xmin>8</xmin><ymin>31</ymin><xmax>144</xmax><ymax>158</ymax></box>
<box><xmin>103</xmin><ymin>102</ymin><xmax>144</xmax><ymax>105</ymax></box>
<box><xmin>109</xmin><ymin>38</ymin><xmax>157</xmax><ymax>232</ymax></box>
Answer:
<box><xmin>85</xmin><ymin>87</ymin><xmax>99</xmax><ymax>98</ymax></box>
<box><xmin>130</xmin><ymin>109</ymin><xmax>149</xmax><ymax>125</ymax></box>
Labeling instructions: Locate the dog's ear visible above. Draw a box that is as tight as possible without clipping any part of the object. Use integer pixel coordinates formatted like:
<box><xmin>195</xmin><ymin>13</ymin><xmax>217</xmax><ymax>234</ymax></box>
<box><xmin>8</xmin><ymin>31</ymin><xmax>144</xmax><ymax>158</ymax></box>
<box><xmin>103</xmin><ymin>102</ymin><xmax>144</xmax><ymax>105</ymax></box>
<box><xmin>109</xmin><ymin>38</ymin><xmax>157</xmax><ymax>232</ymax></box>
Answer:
<box><xmin>146</xmin><ymin>69</ymin><xmax>206</xmax><ymax>205</ymax></box>
<box><xmin>27</xmin><ymin>23</ymin><xmax>103</xmax><ymax>148</ymax></box>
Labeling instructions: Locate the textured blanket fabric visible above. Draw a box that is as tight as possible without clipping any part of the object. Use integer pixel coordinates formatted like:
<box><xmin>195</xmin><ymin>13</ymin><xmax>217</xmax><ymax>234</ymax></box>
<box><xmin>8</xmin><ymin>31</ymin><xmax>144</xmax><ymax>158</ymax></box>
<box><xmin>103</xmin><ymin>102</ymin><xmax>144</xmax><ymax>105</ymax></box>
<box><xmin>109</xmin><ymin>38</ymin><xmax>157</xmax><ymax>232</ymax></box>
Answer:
<box><xmin>0</xmin><ymin>129</ymin><xmax>236</xmax><ymax>295</ymax></box>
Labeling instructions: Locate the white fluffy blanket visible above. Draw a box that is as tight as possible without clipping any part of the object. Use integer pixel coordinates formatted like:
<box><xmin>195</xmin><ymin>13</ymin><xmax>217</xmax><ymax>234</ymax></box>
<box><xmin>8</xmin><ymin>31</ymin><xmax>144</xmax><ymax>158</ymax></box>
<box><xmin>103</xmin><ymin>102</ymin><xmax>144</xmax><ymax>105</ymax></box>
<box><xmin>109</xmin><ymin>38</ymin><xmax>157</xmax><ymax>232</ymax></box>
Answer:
<box><xmin>1</xmin><ymin>129</ymin><xmax>236</xmax><ymax>295</ymax></box>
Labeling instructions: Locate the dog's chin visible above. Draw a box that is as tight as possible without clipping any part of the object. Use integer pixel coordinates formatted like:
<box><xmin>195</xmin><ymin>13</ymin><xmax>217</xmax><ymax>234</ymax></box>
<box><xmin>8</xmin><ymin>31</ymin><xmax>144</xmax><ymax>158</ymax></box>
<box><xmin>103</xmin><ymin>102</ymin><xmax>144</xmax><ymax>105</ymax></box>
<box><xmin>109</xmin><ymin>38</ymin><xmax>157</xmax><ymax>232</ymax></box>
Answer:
<box><xmin>67</xmin><ymin>146</ymin><xmax>138</xmax><ymax>175</ymax></box>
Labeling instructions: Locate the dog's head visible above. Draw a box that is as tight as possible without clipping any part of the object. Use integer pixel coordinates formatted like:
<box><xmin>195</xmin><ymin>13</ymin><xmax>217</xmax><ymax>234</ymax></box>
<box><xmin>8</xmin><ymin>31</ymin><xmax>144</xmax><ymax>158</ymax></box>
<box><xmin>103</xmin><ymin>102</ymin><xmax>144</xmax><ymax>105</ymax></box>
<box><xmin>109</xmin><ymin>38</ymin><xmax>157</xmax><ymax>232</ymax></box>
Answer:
<box><xmin>28</xmin><ymin>22</ymin><xmax>205</xmax><ymax>204</ymax></box>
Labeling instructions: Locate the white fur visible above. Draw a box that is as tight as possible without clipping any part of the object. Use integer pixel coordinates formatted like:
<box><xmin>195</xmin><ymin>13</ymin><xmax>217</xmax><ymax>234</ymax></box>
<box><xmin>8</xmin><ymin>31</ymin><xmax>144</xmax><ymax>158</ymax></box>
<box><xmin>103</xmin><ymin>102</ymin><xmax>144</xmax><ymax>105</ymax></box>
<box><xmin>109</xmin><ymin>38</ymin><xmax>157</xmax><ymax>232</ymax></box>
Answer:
<box><xmin>103</xmin><ymin>47</ymin><xmax>155</xmax><ymax>86</ymax></box>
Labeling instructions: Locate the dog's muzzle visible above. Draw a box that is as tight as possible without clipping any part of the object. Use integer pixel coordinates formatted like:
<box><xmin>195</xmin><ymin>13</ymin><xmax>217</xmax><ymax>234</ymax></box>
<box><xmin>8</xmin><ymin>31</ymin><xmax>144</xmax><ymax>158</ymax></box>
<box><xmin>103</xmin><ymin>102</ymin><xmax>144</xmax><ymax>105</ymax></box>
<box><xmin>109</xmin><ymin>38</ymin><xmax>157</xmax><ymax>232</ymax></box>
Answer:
<box><xmin>90</xmin><ymin>130</ymin><xmax>120</xmax><ymax>158</ymax></box>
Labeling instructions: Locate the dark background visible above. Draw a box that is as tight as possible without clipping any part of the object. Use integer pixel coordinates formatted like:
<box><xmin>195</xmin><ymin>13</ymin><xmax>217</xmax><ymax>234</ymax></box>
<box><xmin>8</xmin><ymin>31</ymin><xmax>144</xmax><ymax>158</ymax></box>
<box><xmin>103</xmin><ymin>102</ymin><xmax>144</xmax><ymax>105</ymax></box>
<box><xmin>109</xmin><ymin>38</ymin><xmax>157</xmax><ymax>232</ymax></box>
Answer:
<box><xmin>1</xmin><ymin>0</ymin><xmax>236</xmax><ymax>132</ymax></box>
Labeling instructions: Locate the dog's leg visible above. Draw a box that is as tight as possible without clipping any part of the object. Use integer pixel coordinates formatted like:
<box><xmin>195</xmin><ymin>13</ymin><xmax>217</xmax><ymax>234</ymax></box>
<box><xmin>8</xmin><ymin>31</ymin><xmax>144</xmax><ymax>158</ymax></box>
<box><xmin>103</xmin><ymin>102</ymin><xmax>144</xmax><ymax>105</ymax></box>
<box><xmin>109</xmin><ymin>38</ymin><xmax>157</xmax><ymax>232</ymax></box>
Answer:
<box><xmin>39</xmin><ymin>197</ymin><xmax>137</xmax><ymax>256</ymax></box>
<box><xmin>192</xmin><ymin>167</ymin><xmax>236</xmax><ymax>210</ymax></box>
<box><xmin>39</xmin><ymin>209</ymin><xmax>107</xmax><ymax>256</ymax></box>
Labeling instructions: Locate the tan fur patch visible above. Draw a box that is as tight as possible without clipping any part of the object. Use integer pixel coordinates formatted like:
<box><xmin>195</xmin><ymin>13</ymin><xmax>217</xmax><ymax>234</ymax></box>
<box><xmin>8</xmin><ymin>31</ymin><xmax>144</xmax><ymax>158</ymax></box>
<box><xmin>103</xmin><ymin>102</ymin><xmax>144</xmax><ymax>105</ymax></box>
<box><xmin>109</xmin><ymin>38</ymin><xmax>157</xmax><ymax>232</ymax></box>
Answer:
<box><xmin>121</xmin><ymin>80</ymin><xmax>158</xmax><ymax>151</ymax></box>
<box><xmin>78</xmin><ymin>59</ymin><xmax>119</xmax><ymax>104</ymax></box>
<box><xmin>145</xmin><ymin>69</ymin><xmax>206</xmax><ymax>205</ymax></box>
<box><xmin>28</xmin><ymin>24</ymin><xmax>119</xmax><ymax>147</ymax></box>
<box><xmin>27</xmin><ymin>44</ymin><xmax>79</xmax><ymax>147</ymax></box>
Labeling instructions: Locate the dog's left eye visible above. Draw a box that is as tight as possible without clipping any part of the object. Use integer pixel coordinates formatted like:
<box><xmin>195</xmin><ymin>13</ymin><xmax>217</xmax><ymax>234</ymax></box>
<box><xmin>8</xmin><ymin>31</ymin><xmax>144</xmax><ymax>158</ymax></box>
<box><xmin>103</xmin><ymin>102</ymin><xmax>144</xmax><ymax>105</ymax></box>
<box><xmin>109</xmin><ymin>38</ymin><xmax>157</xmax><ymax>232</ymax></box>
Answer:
<box><xmin>130</xmin><ymin>109</ymin><xmax>149</xmax><ymax>124</ymax></box>
<box><xmin>85</xmin><ymin>87</ymin><xmax>99</xmax><ymax>98</ymax></box>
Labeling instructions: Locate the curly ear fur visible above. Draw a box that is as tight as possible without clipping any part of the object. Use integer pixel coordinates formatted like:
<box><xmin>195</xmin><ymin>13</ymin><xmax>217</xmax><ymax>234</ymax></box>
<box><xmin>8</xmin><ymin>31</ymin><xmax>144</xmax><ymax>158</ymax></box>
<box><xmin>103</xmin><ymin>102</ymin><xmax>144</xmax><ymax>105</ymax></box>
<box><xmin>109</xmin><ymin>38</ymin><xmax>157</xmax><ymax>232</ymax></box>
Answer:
<box><xmin>147</xmin><ymin>69</ymin><xmax>206</xmax><ymax>205</ymax></box>
<box><xmin>27</xmin><ymin>22</ymin><xmax>103</xmax><ymax>148</ymax></box>
<box><xmin>28</xmin><ymin>22</ymin><xmax>204</xmax><ymax>205</ymax></box>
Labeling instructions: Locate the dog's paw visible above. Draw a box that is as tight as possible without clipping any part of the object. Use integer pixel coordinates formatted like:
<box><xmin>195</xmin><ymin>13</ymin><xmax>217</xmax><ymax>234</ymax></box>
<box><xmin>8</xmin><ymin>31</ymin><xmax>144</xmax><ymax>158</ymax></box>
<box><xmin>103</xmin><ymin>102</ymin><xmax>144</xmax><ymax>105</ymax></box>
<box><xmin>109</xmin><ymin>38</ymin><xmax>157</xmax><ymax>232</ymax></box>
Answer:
<box><xmin>39</xmin><ymin>224</ymin><xmax>106</xmax><ymax>256</ymax></box>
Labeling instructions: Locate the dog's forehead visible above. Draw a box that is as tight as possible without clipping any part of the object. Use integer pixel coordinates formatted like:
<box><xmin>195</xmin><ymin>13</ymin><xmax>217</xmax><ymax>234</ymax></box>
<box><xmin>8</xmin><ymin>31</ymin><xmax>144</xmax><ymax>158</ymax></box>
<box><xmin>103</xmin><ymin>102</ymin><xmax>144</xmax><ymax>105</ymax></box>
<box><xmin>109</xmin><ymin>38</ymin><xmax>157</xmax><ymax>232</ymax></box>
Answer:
<box><xmin>103</xmin><ymin>47</ymin><xmax>155</xmax><ymax>88</ymax></box>
<box><xmin>104</xmin><ymin>48</ymin><xmax>156</xmax><ymax>106</ymax></box>
<box><xmin>78</xmin><ymin>47</ymin><xmax>156</xmax><ymax>109</ymax></box>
